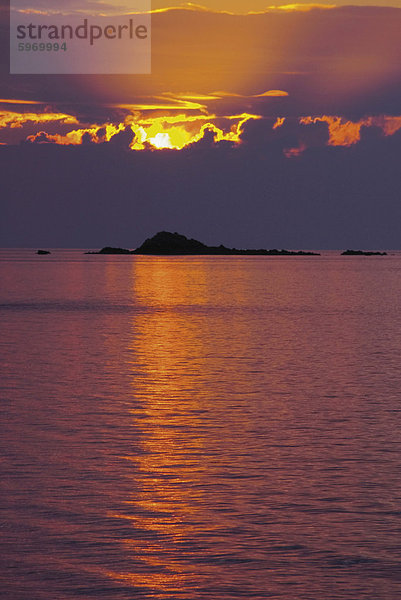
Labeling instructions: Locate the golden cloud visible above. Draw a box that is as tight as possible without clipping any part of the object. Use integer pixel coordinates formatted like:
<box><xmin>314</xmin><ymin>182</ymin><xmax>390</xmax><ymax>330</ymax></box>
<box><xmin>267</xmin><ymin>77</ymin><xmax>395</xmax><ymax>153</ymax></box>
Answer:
<box><xmin>24</xmin><ymin>112</ymin><xmax>261</xmax><ymax>150</ymax></box>
<box><xmin>26</xmin><ymin>123</ymin><xmax>125</xmax><ymax>145</ymax></box>
<box><xmin>0</xmin><ymin>110</ymin><xmax>78</xmax><ymax>129</ymax></box>
<box><xmin>1</xmin><ymin>102</ymin><xmax>399</xmax><ymax>156</ymax></box>
<box><xmin>149</xmin><ymin>4</ymin><xmax>336</xmax><ymax>15</ymax></box>
<box><xmin>128</xmin><ymin>113</ymin><xmax>261</xmax><ymax>149</ymax></box>
<box><xmin>264</xmin><ymin>4</ymin><xmax>336</xmax><ymax>12</ymax></box>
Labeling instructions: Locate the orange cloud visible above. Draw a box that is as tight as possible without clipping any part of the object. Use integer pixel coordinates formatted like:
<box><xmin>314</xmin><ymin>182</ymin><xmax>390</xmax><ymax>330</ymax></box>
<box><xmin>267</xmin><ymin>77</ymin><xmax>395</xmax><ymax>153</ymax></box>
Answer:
<box><xmin>375</xmin><ymin>116</ymin><xmax>401</xmax><ymax>136</ymax></box>
<box><xmin>150</xmin><ymin>4</ymin><xmax>214</xmax><ymax>14</ymax></box>
<box><xmin>118</xmin><ymin>90</ymin><xmax>289</xmax><ymax>114</ymax></box>
<box><xmin>253</xmin><ymin>90</ymin><xmax>289</xmax><ymax>98</ymax></box>
<box><xmin>300</xmin><ymin>115</ymin><xmax>401</xmax><ymax>146</ymax></box>
<box><xmin>211</xmin><ymin>90</ymin><xmax>288</xmax><ymax>99</ymax></box>
<box><xmin>300</xmin><ymin>116</ymin><xmax>363</xmax><ymax>146</ymax></box>
<box><xmin>114</xmin><ymin>96</ymin><xmax>209</xmax><ymax>113</ymax></box>
<box><xmin>0</xmin><ymin>110</ymin><xmax>78</xmax><ymax>129</ymax></box>
<box><xmin>0</xmin><ymin>99</ymin><xmax>43</xmax><ymax>105</ymax></box>
<box><xmin>273</xmin><ymin>116</ymin><xmax>286</xmax><ymax>129</ymax></box>
<box><xmin>284</xmin><ymin>143</ymin><xmax>306</xmax><ymax>158</ymax></box>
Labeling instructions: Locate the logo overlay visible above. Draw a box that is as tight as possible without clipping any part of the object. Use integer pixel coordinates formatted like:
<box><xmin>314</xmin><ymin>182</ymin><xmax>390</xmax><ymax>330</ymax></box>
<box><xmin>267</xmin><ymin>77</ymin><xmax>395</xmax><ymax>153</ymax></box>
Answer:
<box><xmin>10</xmin><ymin>1</ymin><xmax>151</xmax><ymax>74</ymax></box>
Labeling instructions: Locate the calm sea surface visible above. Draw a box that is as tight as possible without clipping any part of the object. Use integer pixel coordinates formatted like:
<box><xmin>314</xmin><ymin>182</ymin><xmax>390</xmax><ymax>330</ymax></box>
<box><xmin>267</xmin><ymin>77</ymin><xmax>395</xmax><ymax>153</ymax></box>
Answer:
<box><xmin>1</xmin><ymin>250</ymin><xmax>401</xmax><ymax>600</ymax></box>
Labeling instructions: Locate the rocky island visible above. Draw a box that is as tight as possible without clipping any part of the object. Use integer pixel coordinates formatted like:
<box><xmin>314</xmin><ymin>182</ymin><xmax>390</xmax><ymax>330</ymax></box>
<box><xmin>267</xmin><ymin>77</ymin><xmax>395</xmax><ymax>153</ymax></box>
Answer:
<box><xmin>86</xmin><ymin>232</ymin><xmax>320</xmax><ymax>256</ymax></box>
<box><xmin>86</xmin><ymin>246</ymin><xmax>131</xmax><ymax>255</ymax></box>
<box><xmin>341</xmin><ymin>250</ymin><xmax>387</xmax><ymax>256</ymax></box>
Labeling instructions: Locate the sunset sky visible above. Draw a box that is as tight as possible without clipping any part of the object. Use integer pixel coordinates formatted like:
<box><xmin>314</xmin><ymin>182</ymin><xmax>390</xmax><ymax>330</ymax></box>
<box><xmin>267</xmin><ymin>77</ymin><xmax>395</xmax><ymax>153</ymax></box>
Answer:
<box><xmin>1</xmin><ymin>2</ymin><xmax>400</xmax><ymax>248</ymax></box>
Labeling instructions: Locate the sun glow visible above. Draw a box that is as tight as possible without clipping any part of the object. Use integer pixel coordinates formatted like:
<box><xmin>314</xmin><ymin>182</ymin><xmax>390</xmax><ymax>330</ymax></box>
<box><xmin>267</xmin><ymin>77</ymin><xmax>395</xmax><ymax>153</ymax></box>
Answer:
<box><xmin>22</xmin><ymin>112</ymin><xmax>261</xmax><ymax>150</ymax></box>
<box><xmin>149</xmin><ymin>132</ymin><xmax>175</xmax><ymax>149</ymax></box>
<box><xmin>128</xmin><ymin>113</ymin><xmax>262</xmax><ymax>150</ymax></box>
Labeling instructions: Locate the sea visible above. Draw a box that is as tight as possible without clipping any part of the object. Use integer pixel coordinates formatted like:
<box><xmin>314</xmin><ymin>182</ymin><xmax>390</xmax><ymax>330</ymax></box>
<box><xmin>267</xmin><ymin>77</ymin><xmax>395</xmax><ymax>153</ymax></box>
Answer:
<box><xmin>1</xmin><ymin>249</ymin><xmax>401</xmax><ymax>600</ymax></box>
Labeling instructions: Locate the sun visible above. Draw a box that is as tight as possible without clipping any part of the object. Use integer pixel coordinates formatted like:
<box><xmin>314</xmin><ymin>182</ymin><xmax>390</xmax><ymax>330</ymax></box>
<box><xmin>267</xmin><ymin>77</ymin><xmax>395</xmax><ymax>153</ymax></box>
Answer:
<box><xmin>148</xmin><ymin>132</ymin><xmax>174</xmax><ymax>149</ymax></box>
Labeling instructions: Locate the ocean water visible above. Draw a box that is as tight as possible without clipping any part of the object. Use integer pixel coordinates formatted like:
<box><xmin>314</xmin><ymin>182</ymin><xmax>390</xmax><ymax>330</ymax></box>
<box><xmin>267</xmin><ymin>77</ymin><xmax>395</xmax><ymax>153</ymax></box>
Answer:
<box><xmin>1</xmin><ymin>249</ymin><xmax>401</xmax><ymax>600</ymax></box>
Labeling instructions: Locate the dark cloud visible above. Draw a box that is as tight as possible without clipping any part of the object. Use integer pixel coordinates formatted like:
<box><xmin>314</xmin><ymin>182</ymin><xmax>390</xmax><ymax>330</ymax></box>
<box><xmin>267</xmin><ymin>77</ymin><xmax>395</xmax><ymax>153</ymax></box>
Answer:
<box><xmin>1</xmin><ymin>127</ymin><xmax>400</xmax><ymax>249</ymax></box>
<box><xmin>107</xmin><ymin>126</ymin><xmax>135</xmax><ymax>148</ymax></box>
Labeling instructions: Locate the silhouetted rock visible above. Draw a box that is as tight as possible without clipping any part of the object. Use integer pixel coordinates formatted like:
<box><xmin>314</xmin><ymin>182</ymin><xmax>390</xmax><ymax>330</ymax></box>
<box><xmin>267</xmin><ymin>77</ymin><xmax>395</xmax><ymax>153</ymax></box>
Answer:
<box><xmin>133</xmin><ymin>231</ymin><xmax>208</xmax><ymax>255</ymax></box>
<box><xmin>341</xmin><ymin>250</ymin><xmax>387</xmax><ymax>256</ymax></box>
<box><xmin>37</xmin><ymin>249</ymin><xmax>51</xmax><ymax>255</ymax></box>
<box><xmin>86</xmin><ymin>232</ymin><xmax>321</xmax><ymax>256</ymax></box>
<box><xmin>132</xmin><ymin>231</ymin><xmax>320</xmax><ymax>256</ymax></box>
<box><xmin>86</xmin><ymin>247</ymin><xmax>131</xmax><ymax>254</ymax></box>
